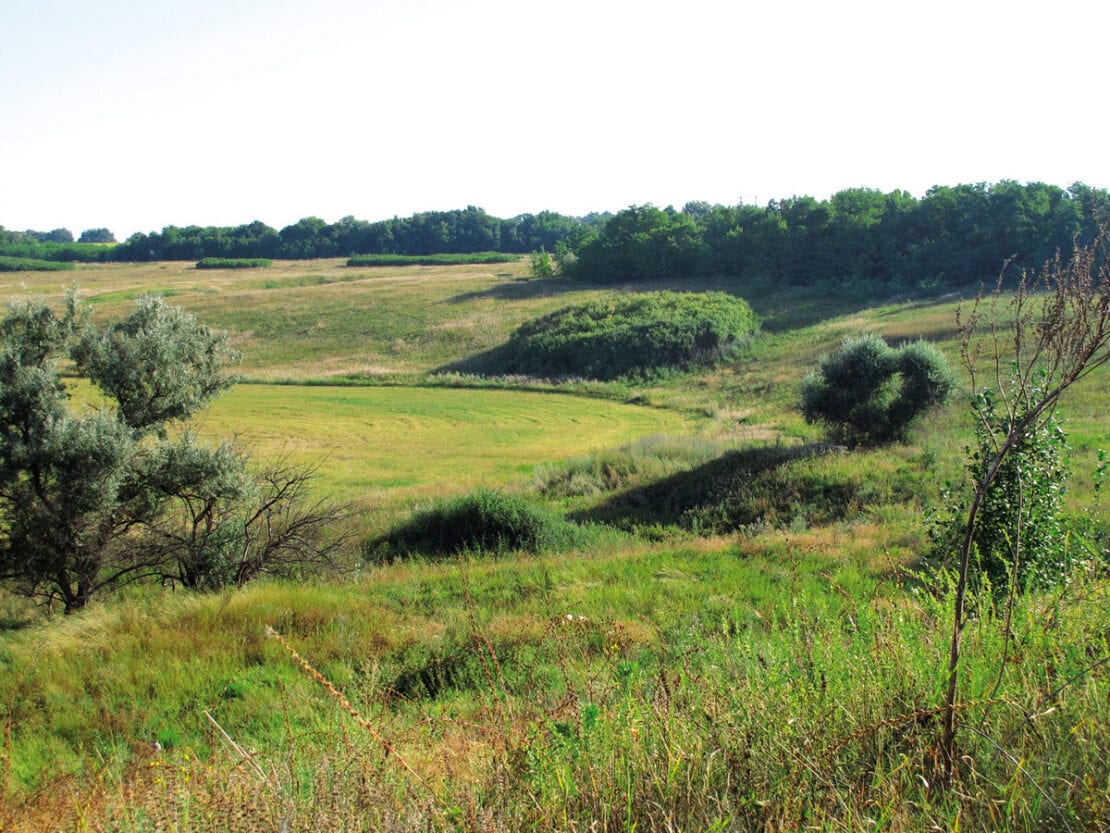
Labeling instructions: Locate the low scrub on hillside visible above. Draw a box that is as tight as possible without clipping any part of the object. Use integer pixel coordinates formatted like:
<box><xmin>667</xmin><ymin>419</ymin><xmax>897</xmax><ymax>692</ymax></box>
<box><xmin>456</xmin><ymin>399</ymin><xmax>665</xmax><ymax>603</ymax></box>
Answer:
<box><xmin>373</xmin><ymin>488</ymin><xmax>589</xmax><ymax>558</ymax></box>
<box><xmin>195</xmin><ymin>257</ymin><xmax>273</xmax><ymax>269</ymax></box>
<box><xmin>346</xmin><ymin>252</ymin><xmax>518</xmax><ymax>267</ymax></box>
<box><xmin>0</xmin><ymin>255</ymin><xmax>76</xmax><ymax>272</ymax></box>
<box><xmin>499</xmin><ymin>291</ymin><xmax>759</xmax><ymax>381</ymax></box>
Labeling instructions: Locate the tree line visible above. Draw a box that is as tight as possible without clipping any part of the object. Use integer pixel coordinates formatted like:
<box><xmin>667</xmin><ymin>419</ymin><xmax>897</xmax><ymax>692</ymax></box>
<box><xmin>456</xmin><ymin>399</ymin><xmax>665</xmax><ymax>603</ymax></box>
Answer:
<box><xmin>3</xmin><ymin>181</ymin><xmax>1107</xmax><ymax>289</ymax></box>
<box><xmin>565</xmin><ymin>181</ymin><xmax>1110</xmax><ymax>289</ymax></box>
<box><xmin>0</xmin><ymin>208</ymin><xmax>605</xmax><ymax>263</ymax></box>
<box><xmin>0</xmin><ymin>227</ymin><xmax>116</xmax><ymax>245</ymax></box>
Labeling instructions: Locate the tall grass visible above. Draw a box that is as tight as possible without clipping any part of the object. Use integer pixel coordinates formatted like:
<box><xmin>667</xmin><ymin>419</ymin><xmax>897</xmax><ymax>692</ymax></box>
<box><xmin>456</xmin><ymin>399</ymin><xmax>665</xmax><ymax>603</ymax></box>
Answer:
<box><xmin>3</xmin><ymin>554</ymin><xmax>1107</xmax><ymax>831</ymax></box>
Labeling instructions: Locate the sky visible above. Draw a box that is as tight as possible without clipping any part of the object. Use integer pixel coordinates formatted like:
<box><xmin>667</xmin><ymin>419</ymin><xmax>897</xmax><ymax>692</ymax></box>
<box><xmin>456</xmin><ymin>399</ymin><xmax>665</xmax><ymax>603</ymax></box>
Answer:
<box><xmin>3</xmin><ymin>0</ymin><xmax>1108</xmax><ymax>239</ymax></box>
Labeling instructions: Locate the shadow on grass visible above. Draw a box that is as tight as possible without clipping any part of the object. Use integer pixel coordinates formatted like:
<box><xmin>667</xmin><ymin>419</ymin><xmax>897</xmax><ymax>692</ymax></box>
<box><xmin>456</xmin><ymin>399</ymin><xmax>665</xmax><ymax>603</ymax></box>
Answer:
<box><xmin>0</xmin><ymin>615</ymin><xmax>36</xmax><ymax>633</ymax></box>
<box><xmin>433</xmin><ymin>342</ymin><xmax>518</xmax><ymax>376</ymax></box>
<box><xmin>448</xmin><ymin>275</ymin><xmax>580</xmax><ymax>304</ymax></box>
<box><xmin>569</xmin><ymin>441</ymin><xmax>863</xmax><ymax>533</ymax></box>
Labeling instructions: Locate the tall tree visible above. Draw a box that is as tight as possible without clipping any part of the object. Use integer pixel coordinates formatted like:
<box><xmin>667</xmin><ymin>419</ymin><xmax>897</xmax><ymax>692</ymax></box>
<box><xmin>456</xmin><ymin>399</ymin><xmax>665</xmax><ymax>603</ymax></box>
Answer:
<box><xmin>77</xmin><ymin>228</ymin><xmax>116</xmax><ymax>244</ymax></box>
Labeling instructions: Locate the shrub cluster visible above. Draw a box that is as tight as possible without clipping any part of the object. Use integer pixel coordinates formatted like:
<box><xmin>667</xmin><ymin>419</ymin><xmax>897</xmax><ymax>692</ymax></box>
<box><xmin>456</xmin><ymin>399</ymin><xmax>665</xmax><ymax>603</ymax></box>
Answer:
<box><xmin>0</xmin><ymin>255</ymin><xmax>76</xmax><ymax>272</ymax></box>
<box><xmin>800</xmin><ymin>334</ymin><xmax>955</xmax><ymax>447</ymax></box>
<box><xmin>346</xmin><ymin>252</ymin><xmax>518</xmax><ymax>267</ymax></box>
<box><xmin>930</xmin><ymin>390</ymin><xmax>1072</xmax><ymax>592</ymax></box>
<box><xmin>502</xmin><ymin>291</ymin><xmax>758</xmax><ymax>381</ymax></box>
<box><xmin>195</xmin><ymin>257</ymin><xmax>273</xmax><ymax>269</ymax></box>
<box><xmin>375</xmin><ymin>489</ymin><xmax>588</xmax><ymax>558</ymax></box>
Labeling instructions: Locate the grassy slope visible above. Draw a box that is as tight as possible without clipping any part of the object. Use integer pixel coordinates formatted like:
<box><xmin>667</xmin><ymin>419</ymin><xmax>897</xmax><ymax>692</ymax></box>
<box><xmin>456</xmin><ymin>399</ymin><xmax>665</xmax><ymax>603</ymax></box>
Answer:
<box><xmin>2</xmin><ymin>262</ymin><xmax>1109</xmax><ymax>831</ymax></box>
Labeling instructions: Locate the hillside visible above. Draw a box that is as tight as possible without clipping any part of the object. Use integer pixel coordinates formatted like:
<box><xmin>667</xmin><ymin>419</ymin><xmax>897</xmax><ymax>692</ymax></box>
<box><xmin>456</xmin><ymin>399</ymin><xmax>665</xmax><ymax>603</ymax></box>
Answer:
<box><xmin>1</xmin><ymin>258</ymin><xmax>1109</xmax><ymax>832</ymax></box>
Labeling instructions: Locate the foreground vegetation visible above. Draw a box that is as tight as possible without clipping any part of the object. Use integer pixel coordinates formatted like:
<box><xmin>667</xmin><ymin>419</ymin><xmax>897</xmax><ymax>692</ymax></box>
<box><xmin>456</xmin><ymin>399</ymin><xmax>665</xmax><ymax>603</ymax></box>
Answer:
<box><xmin>1</xmin><ymin>249</ymin><xmax>1109</xmax><ymax>831</ymax></box>
<box><xmin>4</xmin><ymin>543</ymin><xmax>1108</xmax><ymax>831</ymax></box>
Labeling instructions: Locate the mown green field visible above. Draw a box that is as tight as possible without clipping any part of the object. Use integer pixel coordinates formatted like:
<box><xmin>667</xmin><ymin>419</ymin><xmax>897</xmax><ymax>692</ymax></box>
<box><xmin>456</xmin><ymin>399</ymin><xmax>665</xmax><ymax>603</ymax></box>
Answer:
<box><xmin>192</xmin><ymin>384</ymin><xmax>692</xmax><ymax>505</ymax></box>
<box><xmin>2</xmin><ymin>259</ymin><xmax>1109</xmax><ymax>832</ymax></box>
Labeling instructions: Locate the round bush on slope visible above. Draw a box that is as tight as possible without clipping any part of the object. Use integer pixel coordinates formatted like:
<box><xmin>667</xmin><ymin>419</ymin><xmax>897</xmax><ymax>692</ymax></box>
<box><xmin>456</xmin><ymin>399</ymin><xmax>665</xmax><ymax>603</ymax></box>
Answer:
<box><xmin>800</xmin><ymin>333</ymin><xmax>955</xmax><ymax>447</ymax></box>
<box><xmin>503</xmin><ymin>291</ymin><xmax>759</xmax><ymax>381</ymax></box>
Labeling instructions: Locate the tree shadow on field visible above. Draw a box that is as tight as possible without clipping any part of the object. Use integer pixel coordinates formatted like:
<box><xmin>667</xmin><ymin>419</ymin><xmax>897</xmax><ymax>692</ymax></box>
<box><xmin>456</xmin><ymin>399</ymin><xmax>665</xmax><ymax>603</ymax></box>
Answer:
<box><xmin>569</xmin><ymin>441</ymin><xmax>862</xmax><ymax>533</ymax></box>
<box><xmin>433</xmin><ymin>341</ymin><xmax>519</xmax><ymax>376</ymax></box>
<box><xmin>448</xmin><ymin>275</ymin><xmax>580</xmax><ymax>304</ymax></box>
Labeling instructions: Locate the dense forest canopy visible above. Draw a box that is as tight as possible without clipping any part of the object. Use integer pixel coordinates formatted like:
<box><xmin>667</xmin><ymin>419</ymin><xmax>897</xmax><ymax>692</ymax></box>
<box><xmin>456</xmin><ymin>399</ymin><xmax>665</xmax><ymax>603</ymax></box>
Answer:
<box><xmin>569</xmin><ymin>182</ymin><xmax>1110</xmax><ymax>289</ymax></box>
<box><xmin>3</xmin><ymin>181</ymin><xmax>1107</xmax><ymax>289</ymax></box>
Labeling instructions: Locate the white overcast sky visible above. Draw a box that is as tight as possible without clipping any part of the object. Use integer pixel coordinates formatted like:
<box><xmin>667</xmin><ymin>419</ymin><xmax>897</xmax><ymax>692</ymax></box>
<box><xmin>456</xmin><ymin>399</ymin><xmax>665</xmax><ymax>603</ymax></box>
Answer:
<box><xmin>3</xmin><ymin>0</ymin><xmax>1108</xmax><ymax>239</ymax></box>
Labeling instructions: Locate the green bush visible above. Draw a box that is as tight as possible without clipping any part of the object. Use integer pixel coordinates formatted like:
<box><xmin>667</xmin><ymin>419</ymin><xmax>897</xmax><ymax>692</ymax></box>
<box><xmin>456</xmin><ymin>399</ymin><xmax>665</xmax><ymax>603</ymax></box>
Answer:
<box><xmin>0</xmin><ymin>256</ymin><xmax>76</xmax><ymax>272</ymax></box>
<box><xmin>196</xmin><ymin>257</ymin><xmax>273</xmax><ymax>269</ymax></box>
<box><xmin>529</xmin><ymin>248</ymin><xmax>556</xmax><ymax>278</ymax></box>
<box><xmin>800</xmin><ymin>334</ymin><xmax>954</xmax><ymax>447</ymax></box>
<box><xmin>502</xmin><ymin>291</ymin><xmax>759</xmax><ymax>381</ymax></box>
<box><xmin>374</xmin><ymin>489</ymin><xmax>588</xmax><ymax>558</ymax></box>
<box><xmin>346</xmin><ymin>252</ymin><xmax>517</xmax><ymax>267</ymax></box>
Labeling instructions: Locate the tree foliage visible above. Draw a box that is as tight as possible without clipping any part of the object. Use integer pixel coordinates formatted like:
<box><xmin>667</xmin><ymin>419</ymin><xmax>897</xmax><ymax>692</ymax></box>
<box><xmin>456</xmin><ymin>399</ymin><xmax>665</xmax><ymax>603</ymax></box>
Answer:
<box><xmin>77</xmin><ymin>228</ymin><xmax>116</xmax><ymax>244</ymax></box>
<box><xmin>0</xmin><ymin>293</ymin><xmax>343</xmax><ymax>612</ymax></box>
<box><xmin>529</xmin><ymin>248</ymin><xmax>556</xmax><ymax>278</ymax></box>
<box><xmin>800</xmin><ymin>334</ymin><xmax>955</xmax><ymax>447</ymax></box>
<box><xmin>963</xmin><ymin>386</ymin><xmax>1069</xmax><ymax>591</ymax></box>
<box><xmin>345</xmin><ymin>252</ymin><xmax>516</xmax><ymax>267</ymax></box>
<box><xmin>566</xmin><ymin>183</ymin><xmax>1109</xmax><ymax>289</ymax></box>
<box><xmin>106</xmin><ymin>208</ymin><xmax>606</xmax><ymax>263</ymax></box>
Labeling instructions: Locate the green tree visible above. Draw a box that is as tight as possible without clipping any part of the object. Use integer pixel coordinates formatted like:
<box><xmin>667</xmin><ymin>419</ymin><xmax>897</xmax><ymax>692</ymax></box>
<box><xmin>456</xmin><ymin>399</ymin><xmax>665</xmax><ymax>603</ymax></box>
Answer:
<box><xmin>529</xmin><ymin>247</ymin><xmax>556</xmax><ymax>278</ymax></box>
<box><xmin>800</xmin><ymin>334</ymin><xmax>954</xmax><ymax>447</ymax></box>
<box><xmin>40</xmin><ymin>228</ymin><xmax>74</xmax><ymax>243</ymax></box>
<box><xmin>77</xmin><ymin>228</ymin><xmax>116</xmax><ymax>244</ymax></box>
<box><xmin>72</xmin><ymin>296</ymin><xmax>237</xmax><ymax>432</ymax></box>
<box><xmin>0</xmin><ymin>293</ymin><xmax>341</xmax><ymax>612</ymax></box>
<box><xmin>962</xmin><ymin>386</ymin><xmax>1069</xmax><ymax>591</ymax></box>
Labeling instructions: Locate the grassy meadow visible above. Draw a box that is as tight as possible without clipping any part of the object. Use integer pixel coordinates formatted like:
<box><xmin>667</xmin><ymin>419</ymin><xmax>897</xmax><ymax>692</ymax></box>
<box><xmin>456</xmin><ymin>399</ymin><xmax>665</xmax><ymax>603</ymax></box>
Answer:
<box><xmin>194</xmin><ymin>384</ymin><xmax>692</xmax><ymax>507</ymax></box>
<box><xmin>2</xmin><ymin>259</ymin><xmax>1109</xmax><ymax>831</ymax></box>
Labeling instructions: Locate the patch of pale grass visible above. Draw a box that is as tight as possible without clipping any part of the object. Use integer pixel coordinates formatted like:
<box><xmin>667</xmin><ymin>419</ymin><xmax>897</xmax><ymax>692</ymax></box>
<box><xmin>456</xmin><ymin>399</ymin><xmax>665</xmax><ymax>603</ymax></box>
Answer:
<box><xmin>485</xmin><ymin>613</ymin><xmax>548</xmax><ymax>645</ymax></box>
